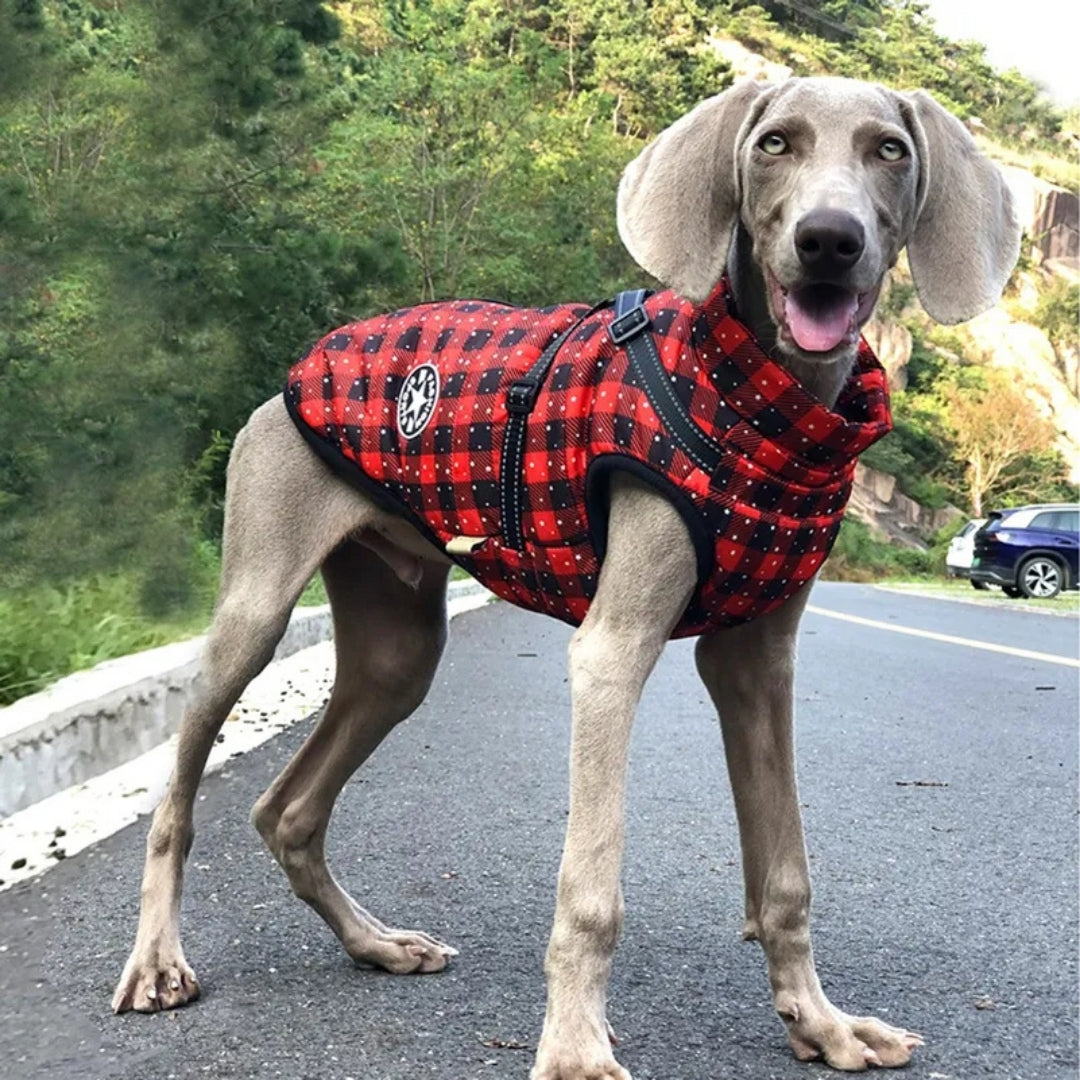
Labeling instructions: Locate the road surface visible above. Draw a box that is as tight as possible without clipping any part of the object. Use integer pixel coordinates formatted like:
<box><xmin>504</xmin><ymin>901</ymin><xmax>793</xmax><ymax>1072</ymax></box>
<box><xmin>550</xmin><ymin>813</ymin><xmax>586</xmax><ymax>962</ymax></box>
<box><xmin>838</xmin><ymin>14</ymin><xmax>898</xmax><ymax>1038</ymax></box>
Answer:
<box><xmin>1</xmin><ymin>583</ymin><xmax>1076</xmax><ymax>1080</ymax></box>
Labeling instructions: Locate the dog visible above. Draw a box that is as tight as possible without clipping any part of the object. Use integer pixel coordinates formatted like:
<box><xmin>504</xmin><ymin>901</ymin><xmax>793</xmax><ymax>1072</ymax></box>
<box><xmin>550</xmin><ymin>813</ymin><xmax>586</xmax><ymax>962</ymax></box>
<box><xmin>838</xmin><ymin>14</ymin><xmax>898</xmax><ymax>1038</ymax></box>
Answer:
<box><xmin>112</xmin><ymin>77</ymin><xmax>1019</xmax><ymax>1079</ymax></box>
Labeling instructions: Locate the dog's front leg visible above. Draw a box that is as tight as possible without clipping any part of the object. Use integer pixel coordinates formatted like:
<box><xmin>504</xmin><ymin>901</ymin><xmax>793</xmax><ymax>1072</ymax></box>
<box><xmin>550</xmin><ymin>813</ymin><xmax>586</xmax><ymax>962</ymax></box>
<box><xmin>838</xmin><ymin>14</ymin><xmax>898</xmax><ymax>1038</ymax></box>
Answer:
<box><xmin>695</xmin><ymin>596</ymin><xmax>923</xmax><ymax>1071</ymax></box>
<box><xmin>532</xmin><ymin>478</ymin><xmax>696</xmax><ymax>1080</ymax></box>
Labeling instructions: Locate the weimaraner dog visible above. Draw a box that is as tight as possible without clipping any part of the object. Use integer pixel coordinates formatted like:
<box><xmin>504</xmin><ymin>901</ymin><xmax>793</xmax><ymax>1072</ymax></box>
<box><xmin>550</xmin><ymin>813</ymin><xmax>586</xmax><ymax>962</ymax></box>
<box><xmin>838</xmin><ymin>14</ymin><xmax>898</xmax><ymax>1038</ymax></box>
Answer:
<box><xmin>113</xmin><ymin>77</ymin><xmax>1019</xmax><ymax>1078</ymax></box>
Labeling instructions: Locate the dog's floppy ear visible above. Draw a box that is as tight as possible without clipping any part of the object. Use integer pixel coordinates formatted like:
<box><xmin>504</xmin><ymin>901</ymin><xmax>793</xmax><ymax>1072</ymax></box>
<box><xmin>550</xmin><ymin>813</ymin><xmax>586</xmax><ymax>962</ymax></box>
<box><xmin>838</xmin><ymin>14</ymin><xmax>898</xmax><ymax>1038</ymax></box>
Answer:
<box><xmin>900</xmin><ymin>90</ymin><xmax>1021</xmax><ymax>324</ymax></box>
<box><xmin>617</xmin><ymin>80</ymin><xmax>773</xmax><ymax>303</ymax></box>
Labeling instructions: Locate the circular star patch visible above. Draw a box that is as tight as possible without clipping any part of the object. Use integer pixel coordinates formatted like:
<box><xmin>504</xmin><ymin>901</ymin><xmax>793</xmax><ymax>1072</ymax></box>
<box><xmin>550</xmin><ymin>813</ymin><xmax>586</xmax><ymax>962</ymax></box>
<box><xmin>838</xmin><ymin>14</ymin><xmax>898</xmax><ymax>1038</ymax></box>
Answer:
<box><xmin>396</xmin><ymin>363</ymin><xmax>440</xmax><ymax>439</ymax></box>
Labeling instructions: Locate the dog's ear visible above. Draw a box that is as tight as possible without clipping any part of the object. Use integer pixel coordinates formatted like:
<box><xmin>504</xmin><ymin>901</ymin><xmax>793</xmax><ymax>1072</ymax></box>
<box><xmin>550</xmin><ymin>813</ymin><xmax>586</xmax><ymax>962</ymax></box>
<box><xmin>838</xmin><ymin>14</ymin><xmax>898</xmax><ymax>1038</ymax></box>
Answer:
<box><xmin>900</xmin><ymin>90</ymin><xmax>1021</xmax><ymax>324</ymax></box>
<box><xmin>617</xmin><ymin>80</ymin><xmax>773</xmax><ymax>303</ymax></box>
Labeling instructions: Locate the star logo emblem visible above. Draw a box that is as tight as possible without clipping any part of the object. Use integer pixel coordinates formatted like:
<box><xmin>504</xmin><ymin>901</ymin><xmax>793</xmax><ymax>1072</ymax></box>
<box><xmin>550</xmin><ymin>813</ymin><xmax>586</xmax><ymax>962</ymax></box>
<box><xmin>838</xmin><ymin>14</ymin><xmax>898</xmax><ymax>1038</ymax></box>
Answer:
<box><xmin>397</xmin><ymin>363</ymin><xmax>440</xmax><ymax>439</ymax></box>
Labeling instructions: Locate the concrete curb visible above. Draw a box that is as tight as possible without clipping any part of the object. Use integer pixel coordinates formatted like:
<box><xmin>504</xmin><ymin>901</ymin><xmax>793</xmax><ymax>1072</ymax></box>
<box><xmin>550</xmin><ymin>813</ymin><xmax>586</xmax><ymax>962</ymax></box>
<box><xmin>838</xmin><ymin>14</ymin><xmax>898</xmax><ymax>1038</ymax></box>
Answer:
<box><xmin>0</xmin><ymin>579</ymin><xmax>490</xmax><ymax>818</ymax></box>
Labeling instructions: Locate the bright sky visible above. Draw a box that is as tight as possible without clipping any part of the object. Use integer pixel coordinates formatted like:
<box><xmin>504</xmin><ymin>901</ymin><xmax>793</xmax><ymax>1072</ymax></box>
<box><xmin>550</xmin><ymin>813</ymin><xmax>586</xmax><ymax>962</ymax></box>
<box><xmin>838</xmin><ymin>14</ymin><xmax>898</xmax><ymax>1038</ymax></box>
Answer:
<box><xmin>921</xmin><ymin>0</ymin><xmax>1079</xmax><ymax>106</ymax></box>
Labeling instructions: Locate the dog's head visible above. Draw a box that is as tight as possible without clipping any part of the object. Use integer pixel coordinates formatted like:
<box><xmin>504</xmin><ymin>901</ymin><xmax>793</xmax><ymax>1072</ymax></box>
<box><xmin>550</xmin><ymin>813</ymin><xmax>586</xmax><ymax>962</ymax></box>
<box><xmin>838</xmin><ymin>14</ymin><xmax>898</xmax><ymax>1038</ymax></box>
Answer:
<box><xmin>617</xmin><ymin>76</ymin><xmax>1020</xmax><ymax>363</ymax></box>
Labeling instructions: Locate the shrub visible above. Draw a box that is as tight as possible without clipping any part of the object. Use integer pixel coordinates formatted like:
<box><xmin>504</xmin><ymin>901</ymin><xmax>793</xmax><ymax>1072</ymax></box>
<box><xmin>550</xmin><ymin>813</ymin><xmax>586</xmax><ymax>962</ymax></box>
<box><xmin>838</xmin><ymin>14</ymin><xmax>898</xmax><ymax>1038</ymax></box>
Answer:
<box><xmin>0</xmin><ymin>542</ymin><xmax>219</xmax><ymax>705</ymax></box>
<box><xmin>821</xmin><ymin>518</ymin><xmax>935</xmax><ymax>582</ymax></box>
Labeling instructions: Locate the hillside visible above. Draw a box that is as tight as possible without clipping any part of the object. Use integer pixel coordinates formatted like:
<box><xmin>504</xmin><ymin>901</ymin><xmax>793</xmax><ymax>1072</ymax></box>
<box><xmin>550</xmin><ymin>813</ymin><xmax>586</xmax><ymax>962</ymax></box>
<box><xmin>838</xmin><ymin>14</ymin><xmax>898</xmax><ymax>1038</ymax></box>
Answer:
<box><xmin>0</xmin><ymin>0</ymin><xmax>1076</xmax><ymax>701</ymax></box>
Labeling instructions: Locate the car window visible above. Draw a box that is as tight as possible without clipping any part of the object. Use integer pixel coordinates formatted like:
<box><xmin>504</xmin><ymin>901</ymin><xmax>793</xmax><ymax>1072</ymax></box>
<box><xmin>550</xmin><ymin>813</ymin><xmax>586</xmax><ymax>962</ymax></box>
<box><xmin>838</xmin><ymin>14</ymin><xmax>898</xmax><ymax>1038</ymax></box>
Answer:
<box><xmin>1026</xmin><ymin>509</ymin><xmax>1079</xmax><ymax>532</ymax></box>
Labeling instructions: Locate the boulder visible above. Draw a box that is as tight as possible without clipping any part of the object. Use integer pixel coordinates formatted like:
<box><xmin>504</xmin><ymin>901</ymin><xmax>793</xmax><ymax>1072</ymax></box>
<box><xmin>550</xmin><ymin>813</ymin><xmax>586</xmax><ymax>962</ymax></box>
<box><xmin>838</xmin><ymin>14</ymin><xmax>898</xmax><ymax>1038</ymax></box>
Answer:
<box><xmin>849</xmin><ymin>464</ymin><xmax>963</xmax><ymax>548</ymax></box>
<box><xmin>863</xmin><ymin>318</ymin><xmax>912</xmax><ymax>391</ymax></box>
<box><xmin>708</xmin><ymin>36</ymin><xmax>793</xmax><ymax>82</ymax></box>
<box><xmin>1001</xmin><ymin>166</ymin><xmax>1079</xmax><ymax>269</ymax></box>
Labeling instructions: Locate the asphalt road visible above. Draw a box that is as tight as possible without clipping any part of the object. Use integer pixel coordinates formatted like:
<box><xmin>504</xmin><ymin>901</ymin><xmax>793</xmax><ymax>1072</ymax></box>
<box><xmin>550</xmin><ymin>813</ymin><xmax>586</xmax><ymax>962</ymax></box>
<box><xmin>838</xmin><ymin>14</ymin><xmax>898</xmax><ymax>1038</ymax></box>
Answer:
<box><xmin>1</xmin><ymin>583</ymin><xmax>1076</xmax><ymax>1080</ymax></box>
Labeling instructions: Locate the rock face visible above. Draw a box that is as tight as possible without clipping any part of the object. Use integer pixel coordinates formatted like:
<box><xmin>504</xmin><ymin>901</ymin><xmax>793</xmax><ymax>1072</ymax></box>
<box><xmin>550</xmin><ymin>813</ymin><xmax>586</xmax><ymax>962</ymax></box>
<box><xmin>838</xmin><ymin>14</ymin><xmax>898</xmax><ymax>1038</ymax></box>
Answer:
<box><xmin>1039</xmin><ymin>187</ymin><xmax>1079</xmax><ymax>264</ymax></box>
<box><xmin>1002</xmin><ymin>166</ymin><xmax>1080</xmax><ymax>269</ymax></box>
<box><xmin>849</xmin><ymin>464</ymin><xmax>964</xmax><ymax>548</ymax></box>
<box><xmin>863</xmin><ymin>318</ymin><xmax>912</xmax><ymax>391</ymax></box>
<box><xmin>962</xmin><ymin>307</ymin><xmax>1080</xmax><ymax>482</ymax></box>
<box><xmin>708</xmin><ymin>36</ymin><xmax>793</xmax><ymax>82</ymax></box>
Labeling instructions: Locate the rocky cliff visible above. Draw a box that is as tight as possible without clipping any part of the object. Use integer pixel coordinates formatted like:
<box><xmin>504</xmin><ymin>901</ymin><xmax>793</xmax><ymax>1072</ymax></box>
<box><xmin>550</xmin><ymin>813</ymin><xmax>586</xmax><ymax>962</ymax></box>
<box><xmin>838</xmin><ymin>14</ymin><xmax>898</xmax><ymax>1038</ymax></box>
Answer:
<box><xmin>849</xmin><ymin>464</ymin><xmax>963</xmax><ymax>547</ymax></box>
<box><xmin>1003</xmin><ymin>165</ymin><xmax>1080</xmax><ymax>272</ymax></box>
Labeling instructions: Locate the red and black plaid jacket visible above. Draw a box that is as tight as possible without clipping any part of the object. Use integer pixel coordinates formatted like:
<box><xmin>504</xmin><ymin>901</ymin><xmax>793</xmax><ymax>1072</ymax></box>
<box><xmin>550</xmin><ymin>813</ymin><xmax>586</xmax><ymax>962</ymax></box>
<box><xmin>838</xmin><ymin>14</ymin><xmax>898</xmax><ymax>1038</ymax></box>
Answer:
<box><xmin>285</xmin><ymin>280</ymin><xmax>891</xmax><ymax>637</ymax></box>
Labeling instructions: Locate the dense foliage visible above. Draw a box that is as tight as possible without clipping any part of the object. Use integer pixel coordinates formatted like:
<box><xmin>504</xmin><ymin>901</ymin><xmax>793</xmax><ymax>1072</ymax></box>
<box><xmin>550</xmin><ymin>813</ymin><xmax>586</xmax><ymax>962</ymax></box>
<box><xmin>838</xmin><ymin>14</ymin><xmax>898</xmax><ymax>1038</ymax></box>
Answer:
<box><xmin>726</xmin><ymin>0</ymin><xmax>1064</xmax><ymax>144</ymax></box>
<box><xmin>0</xmin><ymin>0</ymin><xmax>1071</xmax><ymax>700</ymax></box>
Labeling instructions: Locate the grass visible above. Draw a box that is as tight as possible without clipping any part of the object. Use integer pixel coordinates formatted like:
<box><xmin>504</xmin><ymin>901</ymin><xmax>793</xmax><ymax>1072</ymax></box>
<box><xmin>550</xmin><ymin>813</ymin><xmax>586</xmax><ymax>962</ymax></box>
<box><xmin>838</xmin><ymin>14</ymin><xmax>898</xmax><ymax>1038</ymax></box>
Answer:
<box><xmin>819</xmin><ymin>518</ymin><xmax>938</xmax><ymax>583</ymax></box>
<box><xmin>0</xmin><ymin>551</ymin><xmax>476</xmax><ymax>706</ymax></box>
<box><xmin>0</xmin><ymin>568</ymin><xmax>218</xmax><ymax>705</ymax></box>
<box><xmin>881</xmin><ymin>577</ymin><xmax>1080</xmax><ymax>615</ymax></box>
<box><xmin>978</xmin><ymin>135</ymin><xmax>1080</xmax><ymax>191</ymax></box>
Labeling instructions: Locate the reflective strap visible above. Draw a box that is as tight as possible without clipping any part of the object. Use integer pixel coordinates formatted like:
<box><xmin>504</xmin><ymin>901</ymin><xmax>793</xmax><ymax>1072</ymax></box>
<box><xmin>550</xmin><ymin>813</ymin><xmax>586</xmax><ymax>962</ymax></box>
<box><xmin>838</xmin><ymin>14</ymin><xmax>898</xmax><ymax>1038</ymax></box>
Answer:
<box><xmin>620</xmin><ymin>328</ymin><xmax>724</xmax><ymax>474</ymax></box>
<box><xmin>611</xmin><ymin>288</ymin><xmax>723</xmax><ymax>470</ymax></box>
<box><xmin>499</xmin><ymin>302</ymin><xmax>608</xmax><ymax>551</ymax></box>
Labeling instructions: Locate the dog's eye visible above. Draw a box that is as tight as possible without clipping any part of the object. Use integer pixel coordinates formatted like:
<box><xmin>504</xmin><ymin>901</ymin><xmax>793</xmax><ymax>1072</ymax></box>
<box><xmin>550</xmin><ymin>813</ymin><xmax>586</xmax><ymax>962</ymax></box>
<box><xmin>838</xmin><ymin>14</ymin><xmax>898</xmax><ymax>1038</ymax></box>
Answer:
<box><xmin>759</xmin><ymin>132</ymin><xmax>789</xmax><ymax>156</ymax></box>
<box><xmin>878</xmin><ymin>139</ymin><xmax>907</xmax><ymax>162</ymax></box>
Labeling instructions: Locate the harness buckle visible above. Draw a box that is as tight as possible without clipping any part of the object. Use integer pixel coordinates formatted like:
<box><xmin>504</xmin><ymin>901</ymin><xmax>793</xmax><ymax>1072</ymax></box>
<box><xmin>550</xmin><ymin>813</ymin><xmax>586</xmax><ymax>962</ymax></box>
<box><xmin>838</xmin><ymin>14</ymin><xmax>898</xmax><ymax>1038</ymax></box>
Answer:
<box><xmin>608</xmin><ymin>303</ymin><xmax>650</xmax><ymax>345</ymax></box>
<box><xmin>506</xmin><ymin>379</ymin><xmax>539</xmax><ymax>415</ymax></box>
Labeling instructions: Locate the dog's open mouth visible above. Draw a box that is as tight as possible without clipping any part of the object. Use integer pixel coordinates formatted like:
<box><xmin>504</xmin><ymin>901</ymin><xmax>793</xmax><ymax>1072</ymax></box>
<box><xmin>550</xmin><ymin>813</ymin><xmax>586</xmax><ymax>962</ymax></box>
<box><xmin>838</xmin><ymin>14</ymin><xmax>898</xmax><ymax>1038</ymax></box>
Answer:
<box><xmin>766</xmin><ymin>269</ymin><xmax>879</xmax><ymax>354</ymax></box>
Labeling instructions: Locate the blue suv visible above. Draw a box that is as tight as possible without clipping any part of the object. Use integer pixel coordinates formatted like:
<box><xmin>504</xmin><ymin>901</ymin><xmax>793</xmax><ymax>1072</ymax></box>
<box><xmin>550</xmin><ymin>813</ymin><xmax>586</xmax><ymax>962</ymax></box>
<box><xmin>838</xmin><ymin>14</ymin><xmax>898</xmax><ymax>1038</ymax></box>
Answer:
<box><xmin>971</xmin><ymin>503</ymin><xmax>1079</xmax><ymax>599</ymax></box>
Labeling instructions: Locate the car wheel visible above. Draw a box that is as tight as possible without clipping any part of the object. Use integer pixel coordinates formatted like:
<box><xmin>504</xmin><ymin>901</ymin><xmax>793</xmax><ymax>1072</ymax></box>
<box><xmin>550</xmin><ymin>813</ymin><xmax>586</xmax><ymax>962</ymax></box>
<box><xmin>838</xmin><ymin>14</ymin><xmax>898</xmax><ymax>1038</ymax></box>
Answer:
<box><xmin>1002</xmin><ymin>585</ymin><xmax>1023</xmax><ymax>598</ymax></box>
<box><xmin>1018</xmin><ymin>556</ymin><xmax>1063</xmax><ymax>599</ymax></box>
<box><xmin>970</xmin><ymin>580</ymin><xmax>989</xmax><ymax>591</ymax></box>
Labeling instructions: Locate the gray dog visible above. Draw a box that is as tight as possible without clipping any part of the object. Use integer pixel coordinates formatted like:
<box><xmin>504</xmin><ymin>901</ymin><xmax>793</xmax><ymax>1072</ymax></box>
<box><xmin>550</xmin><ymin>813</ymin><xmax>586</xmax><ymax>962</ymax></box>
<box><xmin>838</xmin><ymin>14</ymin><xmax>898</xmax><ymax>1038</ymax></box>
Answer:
<box><xmin>113</xmin><ymin>77</ymin><xmax>1019</xmax><ymax>1079</ymax></box>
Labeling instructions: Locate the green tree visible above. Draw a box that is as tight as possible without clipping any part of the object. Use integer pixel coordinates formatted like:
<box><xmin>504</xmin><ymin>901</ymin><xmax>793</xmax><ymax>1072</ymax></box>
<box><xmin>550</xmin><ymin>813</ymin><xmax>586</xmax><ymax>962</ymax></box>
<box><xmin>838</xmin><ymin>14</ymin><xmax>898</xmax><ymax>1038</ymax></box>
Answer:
<box><xmin>943</xmin><ymin>371</ymin><xmax>1062</xmax><ymax>515</ymax></box>
<box><xmin>313</xmin><ymin>0</ymin><xmax>637</xmax><ymax>303</ymax></box>
<box><xmin>0</xmin><ymin>0</ymin><xmax>402</xmax><ymax>602</ymax></box>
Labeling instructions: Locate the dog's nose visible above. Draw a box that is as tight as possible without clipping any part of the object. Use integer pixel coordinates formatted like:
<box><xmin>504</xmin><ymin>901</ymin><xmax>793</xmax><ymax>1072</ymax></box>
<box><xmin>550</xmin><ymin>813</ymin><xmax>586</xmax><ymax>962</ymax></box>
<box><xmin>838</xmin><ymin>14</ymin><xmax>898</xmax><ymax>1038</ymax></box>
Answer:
<box><xmin>794</xmin><ymin>210</ymin><xmax>865</xmax><ymax>276</ymax></box>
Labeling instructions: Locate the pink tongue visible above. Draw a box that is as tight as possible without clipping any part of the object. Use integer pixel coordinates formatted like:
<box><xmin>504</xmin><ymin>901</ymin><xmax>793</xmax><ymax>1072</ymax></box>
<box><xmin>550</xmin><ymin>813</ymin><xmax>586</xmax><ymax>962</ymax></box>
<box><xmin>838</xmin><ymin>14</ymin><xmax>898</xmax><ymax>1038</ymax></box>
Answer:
<box><xmin>784</xmin><ymin>290</ymin><xmax>858</xmax><ymax>352</ymax></box>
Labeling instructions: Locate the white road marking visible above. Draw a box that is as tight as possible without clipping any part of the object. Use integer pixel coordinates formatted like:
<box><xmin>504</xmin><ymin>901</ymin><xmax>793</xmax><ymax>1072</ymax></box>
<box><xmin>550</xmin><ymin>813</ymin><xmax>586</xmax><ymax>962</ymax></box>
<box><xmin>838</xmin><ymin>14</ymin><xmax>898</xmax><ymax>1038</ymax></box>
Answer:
<box><xmin>806</xmin><ymin>605</ymin><xmax>1080</xmax><ymax>668</ymax></box>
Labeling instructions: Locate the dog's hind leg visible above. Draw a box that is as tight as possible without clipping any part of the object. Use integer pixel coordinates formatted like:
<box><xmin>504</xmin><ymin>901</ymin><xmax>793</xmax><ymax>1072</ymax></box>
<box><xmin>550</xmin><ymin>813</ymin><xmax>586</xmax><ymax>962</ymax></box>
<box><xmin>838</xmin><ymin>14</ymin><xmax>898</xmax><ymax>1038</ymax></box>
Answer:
<box><xmin>251</xmin><ymin>540</ymin><xmax>456</xmax><ymax>973</ymax></box>
<box><xmin>112</xmin><ymin>397</ymin><xmax>379</xmax><ymax>1013</ymax></box>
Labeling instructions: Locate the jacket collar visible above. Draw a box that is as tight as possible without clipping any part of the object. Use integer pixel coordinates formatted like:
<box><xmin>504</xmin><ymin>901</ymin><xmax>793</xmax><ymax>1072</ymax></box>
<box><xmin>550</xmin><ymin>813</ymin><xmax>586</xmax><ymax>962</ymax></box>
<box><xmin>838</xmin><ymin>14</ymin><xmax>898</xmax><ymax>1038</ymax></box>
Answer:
<box><xmin>690</xmin><ymin>277</ymin><xmax>892</xmax><ymax>483</ymax></box>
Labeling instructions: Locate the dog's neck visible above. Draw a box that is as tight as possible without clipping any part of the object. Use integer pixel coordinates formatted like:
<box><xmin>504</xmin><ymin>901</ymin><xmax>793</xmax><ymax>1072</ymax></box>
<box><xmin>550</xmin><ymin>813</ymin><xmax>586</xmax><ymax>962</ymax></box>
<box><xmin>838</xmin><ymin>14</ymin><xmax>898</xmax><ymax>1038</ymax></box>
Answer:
<box><xmin>726</xmin><ymin>223</ymin><xmax>856</xmax><ymax>409</ymax></box>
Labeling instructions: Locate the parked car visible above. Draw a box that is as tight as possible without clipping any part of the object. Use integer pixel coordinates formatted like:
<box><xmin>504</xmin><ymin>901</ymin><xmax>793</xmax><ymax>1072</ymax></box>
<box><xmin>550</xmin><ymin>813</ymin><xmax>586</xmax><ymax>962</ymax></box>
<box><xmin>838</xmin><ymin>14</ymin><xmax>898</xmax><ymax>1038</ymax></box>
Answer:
<box><xmin>970</xmin><ymin>503</ymin><xmax>1080</xmax><ymax>599</ymax></box>
<box><xmin>946</xmin><ymin>518</ymin><xmax>986</xmax><ymax>584</ymax></box>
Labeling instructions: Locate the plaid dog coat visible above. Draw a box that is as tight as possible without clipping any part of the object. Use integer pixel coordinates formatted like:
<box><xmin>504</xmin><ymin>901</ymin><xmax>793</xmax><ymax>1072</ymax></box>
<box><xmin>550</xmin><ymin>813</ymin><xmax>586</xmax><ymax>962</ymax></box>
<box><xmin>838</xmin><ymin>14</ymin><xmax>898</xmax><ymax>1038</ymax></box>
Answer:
<box><xmin>285</xmin><ymin>280</ymin><xmax>891</xmax><ymax>637</ymax></box>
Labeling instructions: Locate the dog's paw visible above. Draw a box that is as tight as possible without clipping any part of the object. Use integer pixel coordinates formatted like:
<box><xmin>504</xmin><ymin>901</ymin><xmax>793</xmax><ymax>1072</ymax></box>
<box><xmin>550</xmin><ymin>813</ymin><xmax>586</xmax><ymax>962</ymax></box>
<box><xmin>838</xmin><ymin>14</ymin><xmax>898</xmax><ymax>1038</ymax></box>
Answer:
<box><xmin>530</xmin><ymin>1057</ymin><xmax>632</xmax><ymax>1080</ymax></box>
<box><xmin>345</xmin><ymin>926</ymin><xmax>458</xmax><ymax>974</ymax></box>
<box><xmin>531</xmin><ymin>1024</ymin><xmax>631</xmax><ymax>1080</ymax></box>
<box><xmin>112</xmin><ymin>945</ymin><xmax>200</xmax><ymax>1013</ymax></box>
<box><xmin>777</xmin><ymin>993</ymin><xmax>923</xmax><ymax>1070</ymax></box>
